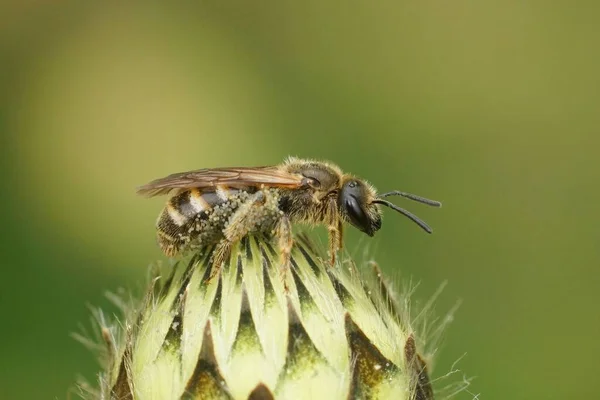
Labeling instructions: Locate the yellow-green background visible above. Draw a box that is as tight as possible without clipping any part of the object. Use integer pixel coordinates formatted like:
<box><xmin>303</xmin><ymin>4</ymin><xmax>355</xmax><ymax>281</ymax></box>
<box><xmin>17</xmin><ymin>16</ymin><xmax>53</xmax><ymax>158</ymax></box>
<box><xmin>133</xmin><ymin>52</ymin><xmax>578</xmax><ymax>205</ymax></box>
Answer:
<box><xmin>1</xmin><ymin>1</ymin><xmax>598</xmax><ymax>399</ymax></box>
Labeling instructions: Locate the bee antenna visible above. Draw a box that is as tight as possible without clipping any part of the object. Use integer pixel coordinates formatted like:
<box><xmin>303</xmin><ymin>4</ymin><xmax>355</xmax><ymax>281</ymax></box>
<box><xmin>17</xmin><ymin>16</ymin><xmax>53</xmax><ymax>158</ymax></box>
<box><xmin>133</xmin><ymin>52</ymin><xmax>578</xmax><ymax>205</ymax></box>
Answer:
<box><xmin>372</xmin><ymin>199</ymin><xmax>434</xmax><ymax>234</ymax></box>
<box><xmin>378</xmin><ymin>191</ymin><xmax>442</xmax><ymax>207</ymax></box>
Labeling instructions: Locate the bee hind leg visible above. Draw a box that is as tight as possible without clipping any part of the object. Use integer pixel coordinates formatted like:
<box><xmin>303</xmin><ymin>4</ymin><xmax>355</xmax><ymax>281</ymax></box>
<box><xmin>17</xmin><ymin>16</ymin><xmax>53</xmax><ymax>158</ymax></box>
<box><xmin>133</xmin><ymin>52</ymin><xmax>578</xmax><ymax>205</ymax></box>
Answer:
<box><xmin>207</xmin><ymin>190</ymin><xmax>276</xmax><ymax>282</ymax></box>
<box><xmin>207</xmin><ymin>240</ymin><xmax>231</xmax><ymax>282</ymax></box>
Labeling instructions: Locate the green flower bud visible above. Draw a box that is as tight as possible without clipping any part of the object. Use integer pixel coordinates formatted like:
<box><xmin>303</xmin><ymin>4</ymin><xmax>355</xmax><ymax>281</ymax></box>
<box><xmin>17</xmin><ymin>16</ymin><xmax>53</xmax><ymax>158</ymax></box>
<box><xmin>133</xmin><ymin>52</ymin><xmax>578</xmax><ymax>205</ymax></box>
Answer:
<box><xmin>75</xmin><ymin>234</ymin><xmax>455</xmax><ymax>399</ymax></box>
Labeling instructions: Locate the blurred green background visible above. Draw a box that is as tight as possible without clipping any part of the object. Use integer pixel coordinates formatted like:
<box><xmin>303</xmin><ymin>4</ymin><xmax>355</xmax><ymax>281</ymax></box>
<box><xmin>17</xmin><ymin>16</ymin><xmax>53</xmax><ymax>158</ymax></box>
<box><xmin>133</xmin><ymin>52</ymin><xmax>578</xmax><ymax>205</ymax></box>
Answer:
<box><xmin>1</xmin><ymin>1</ymin><xmax>598</xmax><ymax>399</ymax></box>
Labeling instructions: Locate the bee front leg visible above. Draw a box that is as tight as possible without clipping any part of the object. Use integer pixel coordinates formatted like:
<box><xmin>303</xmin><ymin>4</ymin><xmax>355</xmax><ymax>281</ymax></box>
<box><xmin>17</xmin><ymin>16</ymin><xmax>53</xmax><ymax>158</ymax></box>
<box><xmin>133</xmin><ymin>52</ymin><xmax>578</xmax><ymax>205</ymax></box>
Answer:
<box><xmin>327</xmin><ymin>219</ymin><xmax>343</xmax><ymax>267</ymax></box>
<box><xmin>326</xmin><ymin>197</ymin><xmax>343</xmax><ymax>267</ymax></box>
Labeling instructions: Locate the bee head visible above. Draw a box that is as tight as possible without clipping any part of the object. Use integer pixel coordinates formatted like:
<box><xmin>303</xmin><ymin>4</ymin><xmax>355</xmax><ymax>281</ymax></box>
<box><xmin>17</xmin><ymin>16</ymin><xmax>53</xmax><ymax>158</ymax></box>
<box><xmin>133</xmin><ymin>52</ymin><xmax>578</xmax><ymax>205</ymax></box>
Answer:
<box><xmin>339</xmin><ymin>178</ymin><xmax>442</xmax><ymax>236</ymax></box>
<box><xmin>338</xmin><ymin>179</ymin><xmax>382</xmax><ymax>236</ymax></box>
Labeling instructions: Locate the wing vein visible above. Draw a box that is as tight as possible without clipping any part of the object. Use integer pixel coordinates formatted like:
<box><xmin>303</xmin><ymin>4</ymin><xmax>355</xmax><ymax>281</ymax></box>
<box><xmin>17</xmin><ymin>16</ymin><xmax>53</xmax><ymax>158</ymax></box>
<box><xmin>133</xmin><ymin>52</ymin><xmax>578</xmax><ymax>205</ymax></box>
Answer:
<box><xmin>137</xmin><ymin>166</ymin><xmax>303</xmax><ymax>197</ymax></box>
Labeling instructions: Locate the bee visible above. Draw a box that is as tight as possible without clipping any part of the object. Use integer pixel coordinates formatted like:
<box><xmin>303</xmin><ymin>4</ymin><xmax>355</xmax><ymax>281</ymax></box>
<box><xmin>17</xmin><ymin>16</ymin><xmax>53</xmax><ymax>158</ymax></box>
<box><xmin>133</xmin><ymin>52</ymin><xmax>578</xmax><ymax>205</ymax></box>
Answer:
<box><xmin>137</xmin><ymin>157</ymin><xmax>441</xmax><ymax>279</ymax></box>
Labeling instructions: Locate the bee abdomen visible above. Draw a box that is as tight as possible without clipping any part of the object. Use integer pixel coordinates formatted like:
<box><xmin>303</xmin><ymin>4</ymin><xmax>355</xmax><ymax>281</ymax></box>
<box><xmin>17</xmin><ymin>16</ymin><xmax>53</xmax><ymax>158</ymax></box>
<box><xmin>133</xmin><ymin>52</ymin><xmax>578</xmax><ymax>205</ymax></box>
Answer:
<box><xmin>156</xmin><ymin>187</ymin><xmax>253</xmax><ymax>256</ymax></box>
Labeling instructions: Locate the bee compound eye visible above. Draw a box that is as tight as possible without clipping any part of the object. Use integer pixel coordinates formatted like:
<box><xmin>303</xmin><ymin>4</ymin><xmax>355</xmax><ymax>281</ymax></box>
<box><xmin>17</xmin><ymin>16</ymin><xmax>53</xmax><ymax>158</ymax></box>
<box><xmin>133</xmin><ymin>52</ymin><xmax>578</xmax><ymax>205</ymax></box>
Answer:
<box><xmin>344</xmin><ymin>195</ymin><xmax>372</xmax><ymax>235</ymax></box>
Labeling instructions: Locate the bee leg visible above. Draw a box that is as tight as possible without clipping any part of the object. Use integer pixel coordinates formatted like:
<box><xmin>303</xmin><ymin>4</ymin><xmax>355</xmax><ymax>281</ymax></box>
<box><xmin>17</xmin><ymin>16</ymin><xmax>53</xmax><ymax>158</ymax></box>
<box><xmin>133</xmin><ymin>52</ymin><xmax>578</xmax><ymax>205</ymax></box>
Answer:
<box><xmin>326</xmin><ymin>197</ymin><xmax>343</xmax><ymax>267</ymax></box>
<box><xmin>206</xmin><ymin>191</ymin><xmax>271</xmax><ymax>282</ymax></box>
<box><xmin>327</xmin><ymin>221</ymin><xmax>343</xmax><ymax>267</ymax></box>
<box><xmin>276</xmin><ymin>215</ymin><xmax>293</xmax><ymax>286</ymax></box>
<box><xmin>222</xmin><ymin>191</ymin><xmax>266</xmax><ymax>241</ymax></box>
<box><xmin>208</xmin><ymin>239</ymin><xmax>231</xmax><ymax>282</ymax></box>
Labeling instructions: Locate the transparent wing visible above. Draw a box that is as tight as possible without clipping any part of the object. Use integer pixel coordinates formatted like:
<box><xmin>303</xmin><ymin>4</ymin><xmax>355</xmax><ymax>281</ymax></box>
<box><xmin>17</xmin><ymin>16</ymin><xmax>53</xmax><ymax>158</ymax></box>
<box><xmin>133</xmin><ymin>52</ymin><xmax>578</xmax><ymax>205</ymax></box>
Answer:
<box><xmin>137</xmin><ymin>166</ymin><xmax>304</xmax><ymax>197</ymax></box>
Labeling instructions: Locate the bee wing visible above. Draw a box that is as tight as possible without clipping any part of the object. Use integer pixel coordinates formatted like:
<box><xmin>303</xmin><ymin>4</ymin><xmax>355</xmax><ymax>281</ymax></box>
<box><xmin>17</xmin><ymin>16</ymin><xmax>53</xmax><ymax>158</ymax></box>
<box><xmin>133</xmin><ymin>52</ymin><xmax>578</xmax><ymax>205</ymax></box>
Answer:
<box><xmin>137</xmin><ymin>166</ymin><xmax>304</xmax><ymax>197</ymax></box>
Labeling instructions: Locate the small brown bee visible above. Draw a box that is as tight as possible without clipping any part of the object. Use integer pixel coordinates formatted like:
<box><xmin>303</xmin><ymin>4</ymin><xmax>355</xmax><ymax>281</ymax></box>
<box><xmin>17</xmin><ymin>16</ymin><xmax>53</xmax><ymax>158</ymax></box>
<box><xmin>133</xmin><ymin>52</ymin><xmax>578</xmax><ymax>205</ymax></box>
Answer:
<box><xmin>137</xmin><ymin>157</ymin><xmax>441</xmax><ymax>278</ymax></box>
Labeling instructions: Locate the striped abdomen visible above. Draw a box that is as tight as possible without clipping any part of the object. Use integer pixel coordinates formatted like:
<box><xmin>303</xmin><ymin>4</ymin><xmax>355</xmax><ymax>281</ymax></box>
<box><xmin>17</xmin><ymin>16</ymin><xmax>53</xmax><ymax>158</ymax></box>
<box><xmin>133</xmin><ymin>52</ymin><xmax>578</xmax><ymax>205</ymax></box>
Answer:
<box><xmin>156</xmin><ymin>186</ymin><xmax>253</xmax><ymax>256</ymax></box>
